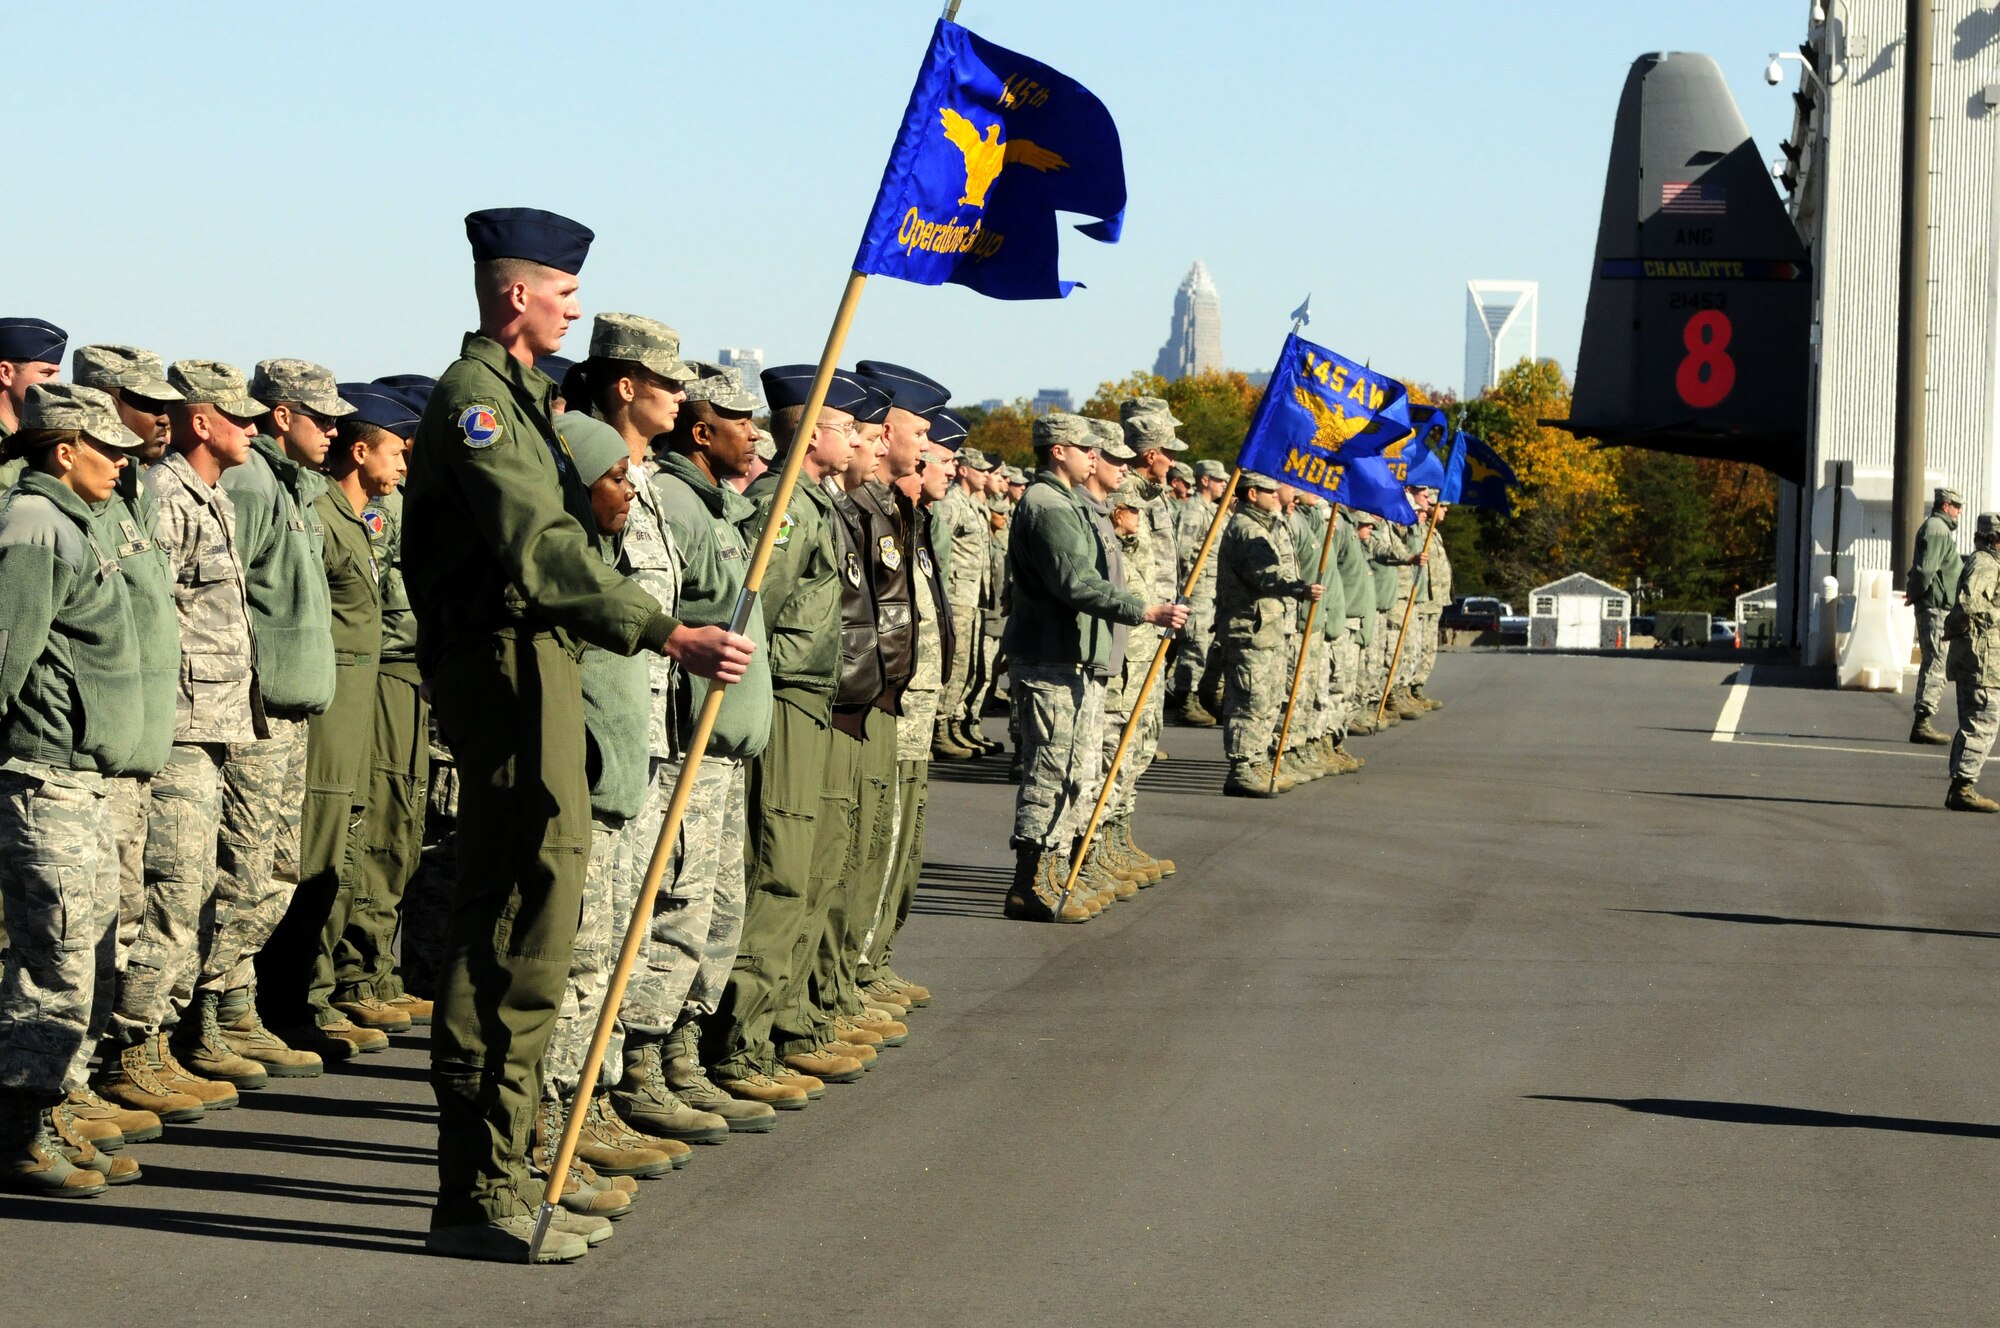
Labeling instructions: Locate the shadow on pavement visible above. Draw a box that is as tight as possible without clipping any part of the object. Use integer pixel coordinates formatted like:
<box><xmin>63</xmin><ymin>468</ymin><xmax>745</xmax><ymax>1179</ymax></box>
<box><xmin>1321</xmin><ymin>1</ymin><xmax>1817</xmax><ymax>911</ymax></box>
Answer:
<box><xmin>238</xmin><ymin>1091</ymin><xmax>436</xmax><ymax>1123</ymax></box>
<box><xmin>192</xmin><ymin>1128</ymin><xmax>436</xmax><ymax>1165</ymax></box>
<box><xmin>1527</xmin><ymin>1094</ymin><xmax>2000</xmax><ymax>1139</ymax></box>
<box><xmin>0</xmin><ymin>1198</ymin><xmax>425</xmax><ymax>1255</ymax></box>
<box><xmin>1614</xmin><ymin>908</ymin><xmax>2000</xmax><ymax>942</ymax></box>
<box><xmin>926</xmin><ymin>759</ymin><xmax>1016</xmax><ymax>787</ymax></box>
<box><xmin>1623</xmin><ymin>788</ymin><xmax>1933</xmax><ymax>811</ymax></box>
<box><xmin>1644</xmin><ymin>725</ymin><xmax>1918</xmax><ymax>746</ymax></box>
<box><xmin>911</xmin><ymin>861</ymin><xmax>1010</xmax><ymax>920</ymax></box>
<box><xmin>140</xmin><ymin>1162</ymin><xmax>433</xmax><ymax>1208</ymax></box>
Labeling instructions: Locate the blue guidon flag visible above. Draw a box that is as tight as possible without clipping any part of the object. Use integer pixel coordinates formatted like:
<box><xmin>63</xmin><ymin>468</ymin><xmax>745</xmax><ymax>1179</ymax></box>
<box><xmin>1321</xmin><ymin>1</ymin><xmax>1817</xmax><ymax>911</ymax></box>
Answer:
<box><xmin>1235</xmin><ymin>333</ymin><xmax>1416</xmax><ymax>519</ymax></box>
<box><xmin>1440</xmin><ymin>431</ymin><xmax>1517</xmax><ymax>515</ymax></box>
<box><xmin>852</xmin><ymin>19</ymin><xmax>1126</xmax><ymax>299</ymax></box>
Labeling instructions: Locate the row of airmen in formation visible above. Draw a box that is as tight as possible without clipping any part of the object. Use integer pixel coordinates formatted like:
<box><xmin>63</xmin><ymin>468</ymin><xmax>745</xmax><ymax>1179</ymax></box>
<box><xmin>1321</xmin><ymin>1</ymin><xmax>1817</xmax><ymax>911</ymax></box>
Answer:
<box><xmin>0</xmin><ymin>207</ymin><xmax>1455</xmax><ymax>1263</ymax></box>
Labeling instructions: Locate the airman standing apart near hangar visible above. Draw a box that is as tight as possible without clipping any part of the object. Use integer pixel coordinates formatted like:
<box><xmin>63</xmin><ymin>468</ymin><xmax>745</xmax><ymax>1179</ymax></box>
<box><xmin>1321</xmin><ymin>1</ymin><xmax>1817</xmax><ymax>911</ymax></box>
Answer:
<box><xmin>402</xmin><ymin>207</ymin><xmax>752</xmax><ymax>1265</ymax></box>
<box><xmin>1944</xmin><ymin>512</ymin><xmax>2000</xmax><ymax>812</ymax></box>
<box><xmin>1411</xmin><ymin>491</ymin><xmax>1448</xmax><ymax>711</ymax></box>
<box><xmin>1909</xmin><ymin>486</ymin><xmax>1964</xmax><ymax>746</ymax></box>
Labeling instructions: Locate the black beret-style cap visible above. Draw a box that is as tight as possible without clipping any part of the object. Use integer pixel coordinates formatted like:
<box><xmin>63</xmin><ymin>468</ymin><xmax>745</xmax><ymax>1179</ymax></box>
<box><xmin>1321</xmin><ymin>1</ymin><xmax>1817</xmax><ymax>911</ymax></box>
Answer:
<box><xmin>464</xmin><ymin>207</ymin><xmax>594</xmax><ymax>274</ymax></box>
<box><xmin>854</xmin><ymin>360</ymin><xmax>949</xmax><ymax>415</ymax></box>
<box><xmin>0</xmin><ymin>317</ymin><xmax>68</xmax><ymax>364</ymax></box>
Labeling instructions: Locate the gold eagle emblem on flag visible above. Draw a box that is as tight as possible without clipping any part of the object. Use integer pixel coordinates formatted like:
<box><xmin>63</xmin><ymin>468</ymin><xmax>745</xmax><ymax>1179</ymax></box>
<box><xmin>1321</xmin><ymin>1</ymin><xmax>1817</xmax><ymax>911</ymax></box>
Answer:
<box><xmin>940</xmin><ymin>108</ymin><xmax>1069</xmax><ymax>208</ymax></box>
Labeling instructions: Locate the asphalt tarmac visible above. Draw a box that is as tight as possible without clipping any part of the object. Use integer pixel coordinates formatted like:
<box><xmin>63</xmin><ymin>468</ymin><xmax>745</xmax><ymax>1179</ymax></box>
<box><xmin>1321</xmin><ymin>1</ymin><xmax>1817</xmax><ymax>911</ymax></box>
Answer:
<box><xmin>6</xmin><ymin>651</ymin><xmax>1996</xmax><ymax>1326</ymax></box>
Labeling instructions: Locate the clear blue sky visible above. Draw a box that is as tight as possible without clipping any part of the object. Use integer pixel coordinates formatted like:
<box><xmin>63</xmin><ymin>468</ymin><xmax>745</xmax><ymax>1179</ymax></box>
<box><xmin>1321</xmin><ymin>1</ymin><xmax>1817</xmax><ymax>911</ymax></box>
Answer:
<box><xmin>14</xmin><ymin>0</ymin><xmax>1803</xmax><ymax>405</ymax></box>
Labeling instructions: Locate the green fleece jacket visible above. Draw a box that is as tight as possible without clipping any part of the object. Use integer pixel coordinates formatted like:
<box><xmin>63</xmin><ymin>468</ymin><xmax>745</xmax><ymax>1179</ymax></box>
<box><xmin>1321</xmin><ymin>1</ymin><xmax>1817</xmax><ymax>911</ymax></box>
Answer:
<box><xmin>221</xmin><ymin>437</ymin><xmax>335</xmax><ymax>713</ymax></box>
<box><xmin>651</xmin><ymin>452</ymin><xmax>771</xmax><ymax>761</ymax></box>
<box><xmin>1003</xmin><ymin>470</ymin><xmax>1145</xmax><ymax>670</ymax></box>
<box><xmin>96</xmin><ymin>464</ymin><xmax>180</xmax><ymax>775</ymax></box>
<box><xmin>0</xmin><ymin>473</ymin><xmax>143</xmax><ymax>773</ymax></box>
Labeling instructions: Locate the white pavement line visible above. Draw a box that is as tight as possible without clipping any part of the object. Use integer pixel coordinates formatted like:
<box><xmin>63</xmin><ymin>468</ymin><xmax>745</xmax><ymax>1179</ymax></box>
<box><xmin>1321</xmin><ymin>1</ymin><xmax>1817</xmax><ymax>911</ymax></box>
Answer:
<box><xmin>1711</xmin><ymin>665</ymin><xmax>1754</xmax><ymax>743</ymax></box>
<box><xmin>1727</xmin><ymin>738</ymin><xmax>1946</xmax><ymax>760</ymax></box>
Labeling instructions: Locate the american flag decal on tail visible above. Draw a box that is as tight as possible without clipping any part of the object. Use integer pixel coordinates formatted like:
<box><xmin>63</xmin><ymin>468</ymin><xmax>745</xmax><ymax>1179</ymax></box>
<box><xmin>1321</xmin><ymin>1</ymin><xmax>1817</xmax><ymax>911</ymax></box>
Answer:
<box><xmin>1661</xmin><ymin>181</ymin><xmax>1727</xmax><ymax>215</ymax></box>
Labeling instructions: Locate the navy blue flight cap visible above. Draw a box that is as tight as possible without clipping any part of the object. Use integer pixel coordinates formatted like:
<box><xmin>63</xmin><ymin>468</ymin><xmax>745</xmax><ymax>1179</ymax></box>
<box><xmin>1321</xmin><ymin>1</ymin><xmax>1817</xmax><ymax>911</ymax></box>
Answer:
<box><xmin>464</xmin><ymin>207</ymin><xmax>594</xmax><ymax>274</ymax></box>
<box><xmin>924</xmin><ymin>407</ymin><xmax>969</xmax><ymax>451</ymax></box>
<box><xmin>370</xmin><ymin>374</ymin><xmax>436</xmax><ymax>417</ymax></box>
<box><xmin>535</xmin><ymin>354</ymin><xmax>574</xmax><ymax>386</ymax></box>
<box><xmin>339</xmin><ymin>381</ymin><xmax>422</xmax><ymax>439</ymax></box>
<box><xmin>760</xmin><ymin>364</ymin><xmax>892</xmax><ymax>424</ymax></box>
<box><xmin>854</xmin><ymin>360</ymin><xmax>949</xmax><ymax>415</ymax></box>
<box><xmin>0</xmin><ymin>317</ymin><xmax>67</xmax><ymax>364</ymax></box>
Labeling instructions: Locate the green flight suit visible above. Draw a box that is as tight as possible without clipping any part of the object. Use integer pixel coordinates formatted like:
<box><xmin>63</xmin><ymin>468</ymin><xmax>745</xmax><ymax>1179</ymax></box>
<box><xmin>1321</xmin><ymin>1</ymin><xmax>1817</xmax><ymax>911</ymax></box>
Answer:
<box><xmin>257</xmin><ymin>485</ymin><xmax>379</xmax><ymax>1030</ymax></box>
<box><xmin>335</xmin><ymin>488</ymin><xmax>429</xmax><ymax>1003</ymax></box>
<box><xmin>709</xmin><ymin>470</ymin><xmax>839</xmax><ymax>1081</ymax></box>
<box><xmin>403</xmin><ymin>334</ymin><xmax>677</xmax><ymax>1230</ymax></box>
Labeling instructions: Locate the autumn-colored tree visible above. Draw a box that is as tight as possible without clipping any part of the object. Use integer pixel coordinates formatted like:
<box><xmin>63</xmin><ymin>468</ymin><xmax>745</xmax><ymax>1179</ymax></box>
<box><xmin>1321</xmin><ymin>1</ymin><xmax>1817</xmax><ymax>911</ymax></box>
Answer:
<box><xmin>1084</xmin><ymin>368</ymin><xmax>1266</xmax><ymax>462</ymax></box>
<box><xmin>963</xmin><ymin>398</ymin><xmax>1035</xmax><ymax>470</ymax></box>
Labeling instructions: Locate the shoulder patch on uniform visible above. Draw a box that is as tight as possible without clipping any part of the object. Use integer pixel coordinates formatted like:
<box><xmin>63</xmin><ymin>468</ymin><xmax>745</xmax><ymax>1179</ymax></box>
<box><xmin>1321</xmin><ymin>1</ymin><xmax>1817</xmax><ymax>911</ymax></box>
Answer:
<box><xmin>917</xmin><ymin>547</ymin><xmax>935</xmax><ymax>578</ymax></box>
<box><xmin>774</xmin><ymin>511</ymin><xmax>794</xmax><ymax>547</ymax></box>
<box><xmin>458</xmin><ymin>404</ymin><xmax>503</xmax><ymax>448</ymax></box>
<box><xmin>878</xmin><ymin>535</ymin><xmax>902</xmax><ymax>571</ymax></box>
<box><xmin>363</xmin><ymin>508</ymin><xmax>386</xmax><ymax>537</ymax></box>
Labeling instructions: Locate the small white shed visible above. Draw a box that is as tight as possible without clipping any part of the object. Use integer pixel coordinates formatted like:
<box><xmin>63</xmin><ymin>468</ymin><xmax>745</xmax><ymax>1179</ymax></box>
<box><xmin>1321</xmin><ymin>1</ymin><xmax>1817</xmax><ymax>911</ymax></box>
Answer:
<box><xmin>1735</xmin><ymin>583</ymin><xmax>1778</xmax><ymax>648</ymax></box>
<box><xmin>1528</xmin><ymin>573</ymin><xmax>1631</xmax><ymax>650</ymax></box>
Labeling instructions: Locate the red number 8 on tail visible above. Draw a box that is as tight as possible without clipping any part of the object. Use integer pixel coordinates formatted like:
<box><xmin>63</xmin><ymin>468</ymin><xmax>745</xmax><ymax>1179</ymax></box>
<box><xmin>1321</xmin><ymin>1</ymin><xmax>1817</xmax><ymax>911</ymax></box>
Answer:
<box><xmin>1676</xmin><ymin>309</ymin><xmax>1735</xmax><ymax>409</ymax></box>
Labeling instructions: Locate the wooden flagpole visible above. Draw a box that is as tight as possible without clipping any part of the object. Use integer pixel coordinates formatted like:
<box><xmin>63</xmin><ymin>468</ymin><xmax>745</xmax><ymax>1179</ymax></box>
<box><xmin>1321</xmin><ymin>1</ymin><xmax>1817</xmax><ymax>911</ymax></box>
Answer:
<box><xmin>1267</xmin><ymin>510</ymin><xmax>1338</xmax><ymax>791</ymax></box>
<box><xmin>531</xmin><ymin>270</ymin><xmax>869</xmax><ymax>1260</ymax></box>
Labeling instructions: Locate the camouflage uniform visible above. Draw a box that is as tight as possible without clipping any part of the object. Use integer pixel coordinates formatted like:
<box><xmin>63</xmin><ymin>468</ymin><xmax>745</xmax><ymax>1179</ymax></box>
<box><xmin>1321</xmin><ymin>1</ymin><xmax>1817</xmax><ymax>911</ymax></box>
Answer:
<box><xmin>1217</xmin><ymin>491</ymin><xmax>1309</xmax><ymax>765</ymax></box>
<box><xmin>1946</xmin><ymin>540</ymin><xmax>2000</xmax><ymax>782</ymax></box>
<box><xmin>1102</xmin><ymin>480</ymin><xmax>1161</xmax><ymax>821</ymax></box>
<box><xmin>1415</xmin><ymin>516</ymin><xmax>1450</xmax><ymax>691</ymax></box>
<box><xmin>931</xmin><ymin>480</ymin><xmax>988</xmax><ymax>736</ymax></box>
<box><xmin>115</xmin><ymin>449</ymin><xmax>260</xmax><ymax>1047</ymax></box>
<box><xmin>974</xmin><ymin>489</ymin><xmax>1011</xmax><ymax>717</ymax></box>
<box><xmin>1014</xmin><ymin>664</ymin><xmax>1106</xmax><ymax>849</ymax></box>
<box><xmin>0</xmin><ymin>460</ymin><xmax>145</xmax><ymax>1098</ymax></box>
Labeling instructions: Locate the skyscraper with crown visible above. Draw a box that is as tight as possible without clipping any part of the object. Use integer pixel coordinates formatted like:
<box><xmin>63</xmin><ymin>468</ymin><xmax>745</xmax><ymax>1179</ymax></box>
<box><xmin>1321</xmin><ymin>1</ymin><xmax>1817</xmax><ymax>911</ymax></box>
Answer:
<box><xmin>1153</xmin><ymin>260</ymin><xmax>1223</xmax><ymax>381</ymax></box>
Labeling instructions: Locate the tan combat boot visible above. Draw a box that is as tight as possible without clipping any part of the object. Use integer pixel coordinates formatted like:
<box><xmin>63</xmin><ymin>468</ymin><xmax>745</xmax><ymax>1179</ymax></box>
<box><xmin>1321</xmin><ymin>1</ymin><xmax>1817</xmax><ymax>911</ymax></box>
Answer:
<box><xmin>93</xmin><ymin>1040</ymin><xmax>204</xmax><ymax>1123</ymax></box>
<box><xmin>176</xmin><ymin>992</ymin><xmax>270</xmax><ymax>1090</ymax></box>
<box><xmin>1391</xmin><ymin>687</ymin><xmax>1424</xmax><ymax>720</ymax></box>
<box><xmin>280</xmin><ymin>1016</ymin><xmax>389</xmax><ymax>1060</ymax></box>
<box><xmin>383</xmin><ymin>992</ymin><xmax>433</xmax><ymax>1025</ymax></box>
<box><xmin>49</xmin><ymin>1105</ymin><xmax>140</xmax><ymax>1184</ymax></box>
<box><xmin>65</xmin><ymin>1086</ymin><xmax>158</xmax><ymax>1146</ymax></box>
<box><xmin>1411</xmin><ymin>684</ymin><xmax>1443</xmax><ymax>711</ymax></box>
<box><xmin>659</xmin><ymin>1023</ymin><xmax>782</xmax><ymax>1129</ymax></box>
<box><xmin>564</xmin><ymin>1093</ymin><xmax>676</xmax><ymax>1178</ymax></box>
<box><xmin>932</xmin><ymin>718</ymin><xmax>975</xmax><ymax>760</ymax></box>
<box><xmin>1947</xmin><ymin>779</ymin><xmax>2000</xmax><ymax>813</ymax></box>
<box><xmin>215</xmin><ymin>986</ymin><xmax>323</xmax><ymax>1078</ymax></box>
<box><xmin>611</xmin><ymin>1038</ymin><xmax>732</xmax><ymax>1142</ymax></box>
<box><xmin>332</xmin><ymin>996</ymin><xmax>413</xmax><ymax>1033</ymax></box>
<box><xmin>1225</xmin><ymin>760</ymin><xmax>1283</xmax><ymax>799</ymax></box>
<box><xmin>0</xmin><ymin>1098</ymin><xmax>107</xmax><ymax>1198</ymax></box>
<box><xmin>1078</xmin><ymin>844</ymin><xmax>1136</xmax><ymax>902</ymax></box>
<box><xmin>874</xmin><ymin>969</ymin><xmax>932</xmax><ymax>1008</ymax></box>
<box><xmin>782</xmin><ymin>1046</ymin><xmax>864</xmax><ymax>1084</ymax></box>
<box><xmin>1002</xmin><ymin>845</ymin><xmax>1090</xmax><ymax>924</ymax></box>
<box><xmin>590</xmin><ymin>1095</ymin><xmax>692</xmax><ymax>1170</ymax></box>
<box><xmin>51</xmin><ymin>1098</ymin><xmax>123</xmax><ymax>1153</ymax></box>
<box><xmin>530</xmin><ymin>1104</ymin><xmax>633</xmax><ymax>1220</ymax></box>
<box><xmin>1095</xmin><ymin>822</ymin><xmax>1156</xmax><ymax>885</ymax></box>
<box><xmin>1121</xmin><ymin>821</ymin><xmax>1175</xmax><ymax>878</ymax></box>
<box><xmin>859</xmin><ymin>979</ymin><xmax>913</xmax><ymax>1013</ymax></box>
<box><xmin>153</xmin><ymin>1031</ymin><xmax>238</xmax><ymax>1111</ymax></box>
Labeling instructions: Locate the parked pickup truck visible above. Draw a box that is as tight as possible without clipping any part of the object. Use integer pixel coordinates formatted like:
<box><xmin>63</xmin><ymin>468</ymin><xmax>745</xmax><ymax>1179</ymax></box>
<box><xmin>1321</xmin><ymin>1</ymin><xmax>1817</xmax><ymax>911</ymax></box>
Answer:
<box><xmin>1441</xmin><ymin>596</ymin><xmax>1510</xmax><ymax>634</ymax></box>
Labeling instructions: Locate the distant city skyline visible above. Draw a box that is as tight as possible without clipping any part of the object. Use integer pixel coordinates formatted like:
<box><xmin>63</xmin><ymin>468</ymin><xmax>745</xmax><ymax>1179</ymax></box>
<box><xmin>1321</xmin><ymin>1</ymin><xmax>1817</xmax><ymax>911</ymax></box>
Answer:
<box><xmin>1154</xmin><ymin>260</ymin><xmax>1224</xmax><ymax>381</ymax></box>
<box><xmin>1463</xmin><ymin>281</ymin><xmax>1540</xmax><ymax>399</ymax></box>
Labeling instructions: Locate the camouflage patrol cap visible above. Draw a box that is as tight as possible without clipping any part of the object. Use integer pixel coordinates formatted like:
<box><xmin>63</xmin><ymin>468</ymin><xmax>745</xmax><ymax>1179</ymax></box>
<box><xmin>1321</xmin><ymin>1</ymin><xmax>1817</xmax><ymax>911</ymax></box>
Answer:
<box><xmin>72</xmin><ymin>345</ymin><xmax>183</xmax><ymax>402</ymax></box>
<box><xmin>1937</xmin><ymin>487</ymin><xmax>1964</xmax><ymax>509</ymax></box>
<box><xmin>1088</xmin><ymin>416</ymin><xmax>1137</xmax><ymax>461</ymax></box>
<box><xmin>1120</xmin><ymin>395</ymin><xmax>1187</xmax><ymax>452</ymax></box>
<box><xmin>1978</xmin><ymin>512</ymin><xmax>2000</xmax><ymax>538</ymax></box>
<box><xmin>1003</xmin><ymin>465</ymin><xmax>1027</xmax><ymax>484</ymax></box>
<box><xmin>680</xmin><ymin>361</ymin><xmax>760</xmax><ymax>413</ymax></box>
<box><xmin>755</xmin><ymin>428</ymin><xmax>776</xmax><ymax>461</ymax></box>
<box><xmin>1193</xmin><ymin>458</ymin><xmax>1228</xmax><ymax>481</ymax></box>
<box><xmin>251</xmin><ymin>358</ymin><xmax>355</xmax><ymax>417</ymax></box>
<box><xmin>21</xmin><ymin>383</ymin><xmax>146</xmax><ymax>450</ymax></box>
<box><xmin>168</xmin><ymin>359</ymin><xmax>268</xmax><ymax>418</ymax></box>
<box><xmin>1169</xmin><ymin>461</ymin><xmax>1193</xmax><ymax>484</ymax></box>
<box><xmin>589</xmin><ymin>312</ymin><xmax>694</xmax><ymax>383</ymax></box>
<box><xmin>958</xmin><ymin>446</ymin><xmax>995</xmax><ymax>472</ymax></box>
<box><xmin>1242</xmin><ymin>471</ymin><xmax>1281</xmax><ymax>493</ymax></box>
<box><xmin>1031</xmin><ymin>410</ymin><xmax>1097</xmax><ymax>450</ymax></box>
